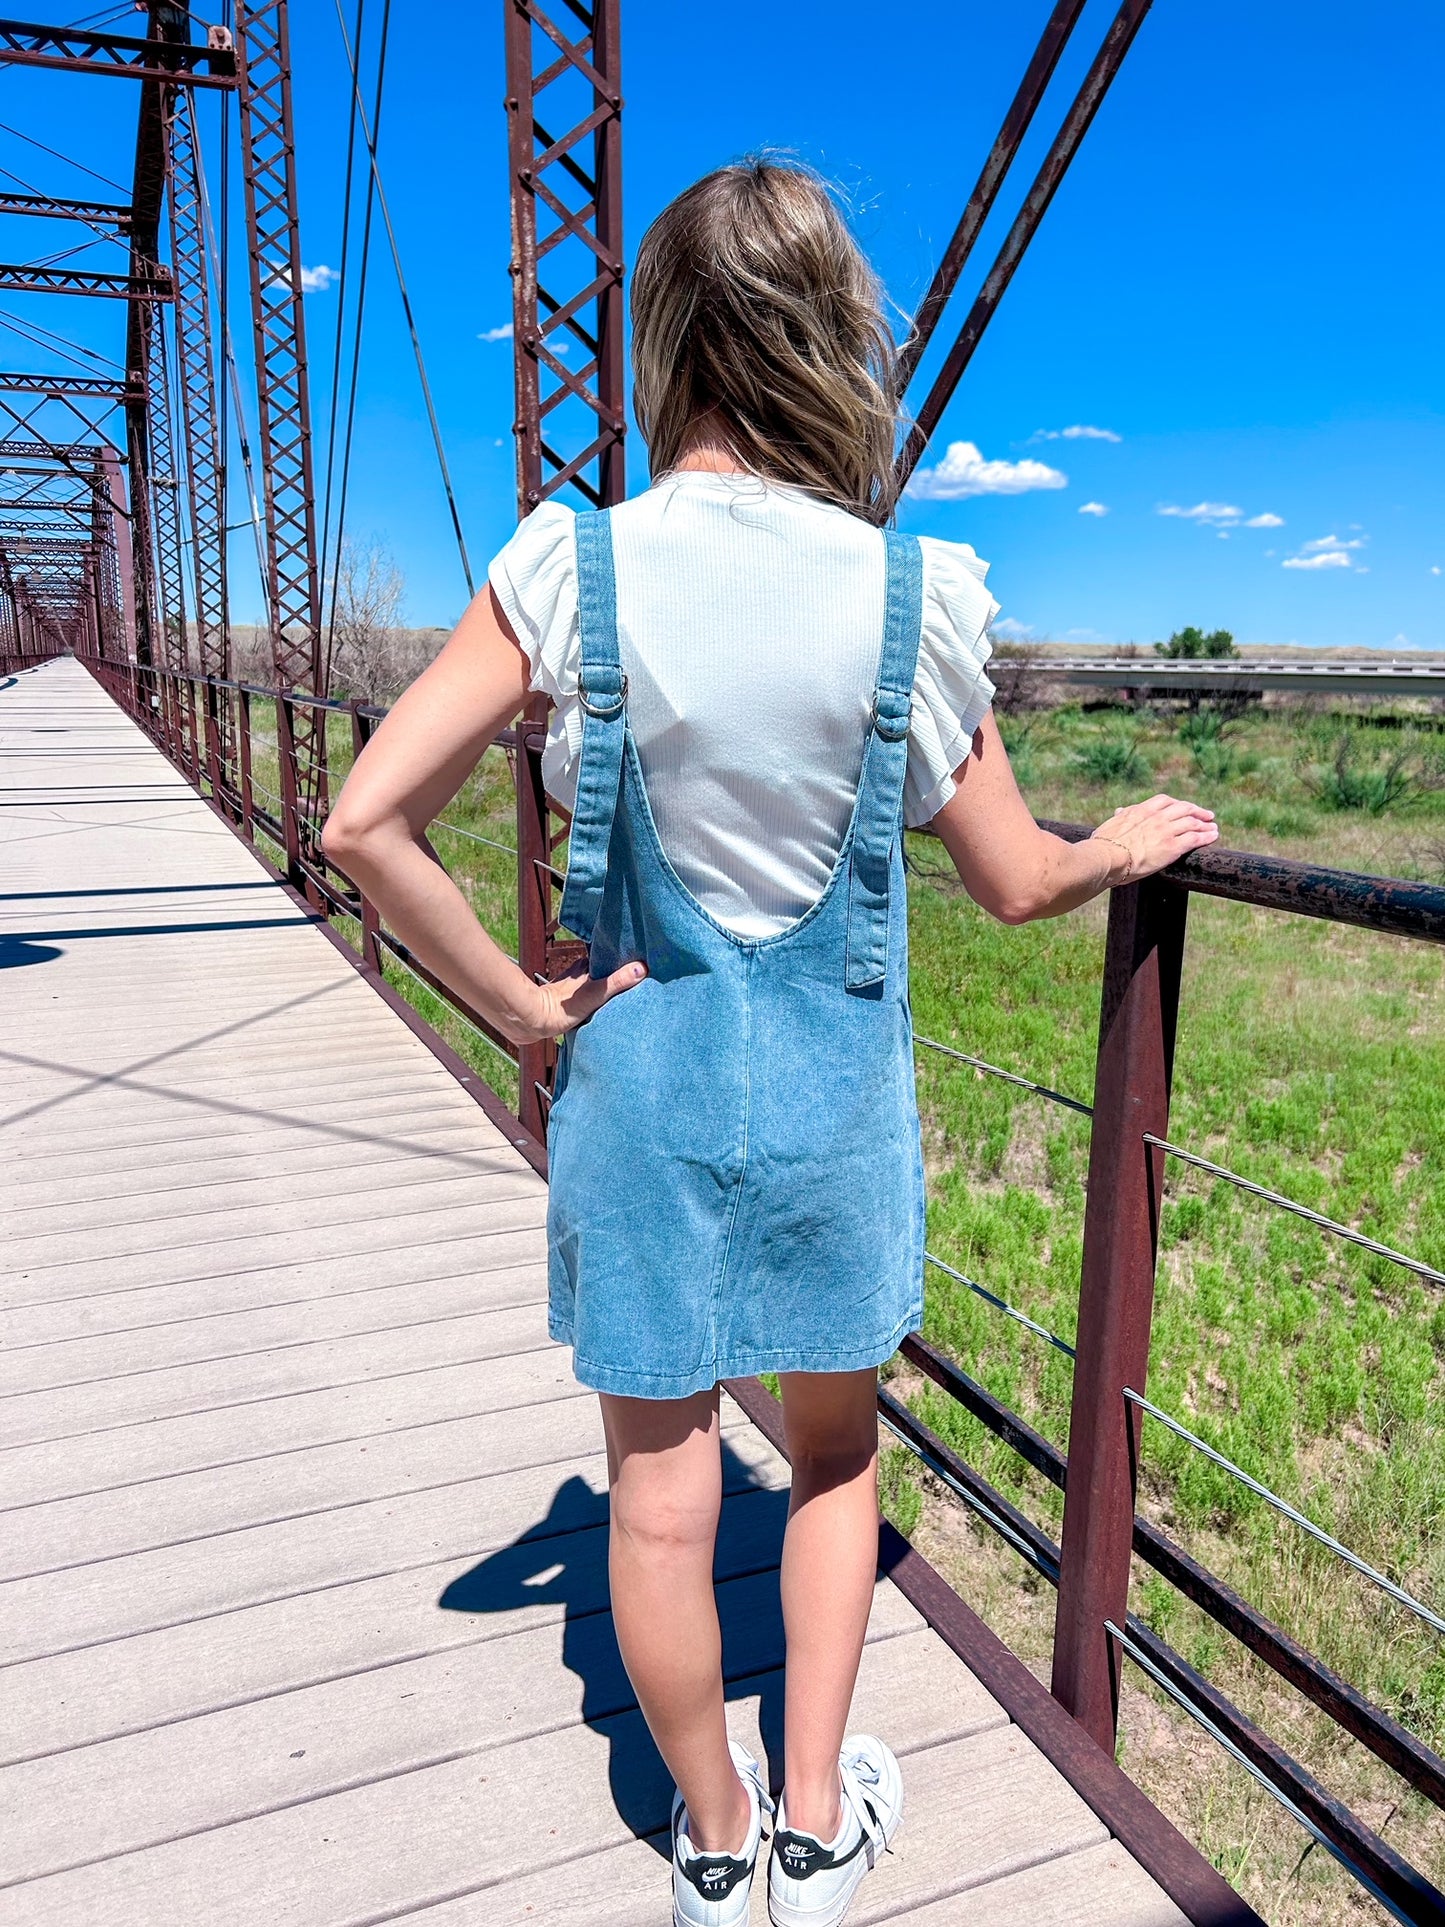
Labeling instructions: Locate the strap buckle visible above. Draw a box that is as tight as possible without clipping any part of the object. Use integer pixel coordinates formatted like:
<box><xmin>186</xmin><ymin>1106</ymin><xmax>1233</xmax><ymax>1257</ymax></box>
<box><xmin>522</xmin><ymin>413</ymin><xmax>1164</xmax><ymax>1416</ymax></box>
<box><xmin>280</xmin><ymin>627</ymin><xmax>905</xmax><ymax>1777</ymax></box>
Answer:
<box><xmin>871</xmin><ymin>692</ymin><xmax>910</xmax><ymax>743</ymax></box>
<box><xmin>578</xmin><ymin>670</ymin><xmax>628</xmax><ymax>720</ymax></box>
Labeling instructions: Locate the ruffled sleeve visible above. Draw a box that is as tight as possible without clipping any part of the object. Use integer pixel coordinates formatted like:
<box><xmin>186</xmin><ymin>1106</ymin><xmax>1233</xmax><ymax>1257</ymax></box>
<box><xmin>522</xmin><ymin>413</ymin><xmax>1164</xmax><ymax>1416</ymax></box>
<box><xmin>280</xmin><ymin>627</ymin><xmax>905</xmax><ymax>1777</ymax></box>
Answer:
<box><xmin>486</xmin><ymin>500</ymin><xmax>579</xmax><ymax>702</ymax></box>
<box><xmin>486</xmin><ymin>501</ymin><xmax>584</xmax><ymax>812</ymax></box>
<box><xmin>904</xmin><ymin>536</ymin><xmax>1000</xmax><ymax>827</ymax></box>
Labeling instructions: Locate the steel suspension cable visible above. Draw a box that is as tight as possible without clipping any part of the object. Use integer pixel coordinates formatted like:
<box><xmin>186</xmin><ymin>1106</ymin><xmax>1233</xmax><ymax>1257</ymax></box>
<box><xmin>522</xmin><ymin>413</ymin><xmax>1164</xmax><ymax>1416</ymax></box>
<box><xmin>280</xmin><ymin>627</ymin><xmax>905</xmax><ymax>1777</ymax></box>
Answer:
<box><xmin>318</xmin><ymin>0</ymin><xmax>367</xmax><ymax>677</ymax></box>
<box><xmin>0</xmin><ymin>120</ymin><xmax>127</xmax><ymax>193</ymax></box>
<box><xmin>324</xmin><ymin>0</ymin><xmax>386</xmax><ymax>690</ymax></box>
<box><xmin>1144</xmin><ymin>1135</ymin><xmax>1445</xmax><ymax>1289</ymax></box>
<box><xmin>1125</xmin><ymin>1387</ymin><xmax>1445</xmax><ymax>1634</ymax></box>
<box><xmin>195</xmin><ymin>104</ymin><xmax>268</xmax><ymax>598</ymax></box>
<box><xmin>914</xmin><ymin>1033</ymin><xmax>1094</xmax><ymax>1117</ymax></box>
<box><xmin>332</xmin><ymin>0</ymin><xmax>475</xmax><ymax>597</ymax></box>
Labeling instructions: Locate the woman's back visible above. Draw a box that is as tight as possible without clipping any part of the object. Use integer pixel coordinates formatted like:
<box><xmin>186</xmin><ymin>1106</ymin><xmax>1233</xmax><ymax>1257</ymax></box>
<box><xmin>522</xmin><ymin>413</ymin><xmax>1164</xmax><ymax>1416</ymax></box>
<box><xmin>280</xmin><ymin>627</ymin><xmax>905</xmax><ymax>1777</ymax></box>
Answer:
<box><xmin>490</xmin><ymin>471</ymin><xmax>998</xmax><ymax>937</ymax></box>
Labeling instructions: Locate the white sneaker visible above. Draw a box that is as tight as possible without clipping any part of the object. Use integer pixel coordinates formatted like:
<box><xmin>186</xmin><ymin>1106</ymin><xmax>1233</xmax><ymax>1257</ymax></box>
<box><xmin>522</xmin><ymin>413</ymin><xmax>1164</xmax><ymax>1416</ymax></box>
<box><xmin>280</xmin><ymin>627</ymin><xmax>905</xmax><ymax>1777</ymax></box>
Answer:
<box><xmin>672</xmin><ymin>1739</ymin><xmax>775</xmax><ymax>1927</ymax></box>
<box><xmin>768</xmin><ymin>1735</ymin><xmax>903</xmax><ymax>1927</ymax></box>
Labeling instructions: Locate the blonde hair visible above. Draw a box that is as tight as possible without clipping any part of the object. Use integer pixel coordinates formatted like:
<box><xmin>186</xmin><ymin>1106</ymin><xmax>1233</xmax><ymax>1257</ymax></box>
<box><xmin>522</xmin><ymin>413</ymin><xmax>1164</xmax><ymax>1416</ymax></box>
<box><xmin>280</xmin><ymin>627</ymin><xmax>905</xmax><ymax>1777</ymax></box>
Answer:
<box><xmin>630</xmin><ymin>158</ymin><xmax>900</xmax><ymax>523</ymax></box>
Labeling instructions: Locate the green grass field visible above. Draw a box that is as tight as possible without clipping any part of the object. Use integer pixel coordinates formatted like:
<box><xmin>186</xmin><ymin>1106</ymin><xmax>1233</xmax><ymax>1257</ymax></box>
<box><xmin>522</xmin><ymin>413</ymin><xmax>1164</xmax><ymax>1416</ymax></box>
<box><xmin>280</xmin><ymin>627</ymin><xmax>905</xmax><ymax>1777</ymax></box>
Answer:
<box><xmin>242</xmin><ymin>693</ymin><xmax>1444</xmax><ymax>1921</ymax></box>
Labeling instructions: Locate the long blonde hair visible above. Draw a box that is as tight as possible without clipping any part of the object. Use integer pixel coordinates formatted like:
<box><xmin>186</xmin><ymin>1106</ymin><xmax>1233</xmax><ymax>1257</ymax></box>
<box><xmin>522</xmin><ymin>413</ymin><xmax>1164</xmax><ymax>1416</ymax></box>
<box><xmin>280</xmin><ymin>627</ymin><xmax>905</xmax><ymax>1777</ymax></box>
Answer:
<box><xmin>630</xmin><ymin>159</ymin><xmax>900</xmax><ymax>523</ymax></box>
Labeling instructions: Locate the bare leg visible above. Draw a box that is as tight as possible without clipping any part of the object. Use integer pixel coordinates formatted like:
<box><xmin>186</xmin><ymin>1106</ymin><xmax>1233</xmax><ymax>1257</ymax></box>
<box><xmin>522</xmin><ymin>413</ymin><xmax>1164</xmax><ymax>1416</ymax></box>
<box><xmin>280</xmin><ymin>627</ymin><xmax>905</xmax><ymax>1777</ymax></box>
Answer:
<box><xmin>600</xmin><ymin>1386</ymin><xmax>751</xmax><ymax>1854</ymax></box>
<box><xmin>777</xmin><ymin>1367</ymin><xmax>881</xmax><ymax>1839</ymax></box>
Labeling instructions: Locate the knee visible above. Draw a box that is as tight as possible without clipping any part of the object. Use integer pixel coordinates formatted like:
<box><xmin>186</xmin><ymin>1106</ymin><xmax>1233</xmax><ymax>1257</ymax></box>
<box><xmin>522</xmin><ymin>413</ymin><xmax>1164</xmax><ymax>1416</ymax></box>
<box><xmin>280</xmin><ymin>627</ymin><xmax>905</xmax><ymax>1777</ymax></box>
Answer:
<box><xmin>787</xmin><ymin>1427</ymin><xmax>877</xmax><ymax>1491</ymax></box>
<box><xmin>610</xmin><ymin>1480</ymin><xmax>718</xmax><ymax>1561</ymax></box>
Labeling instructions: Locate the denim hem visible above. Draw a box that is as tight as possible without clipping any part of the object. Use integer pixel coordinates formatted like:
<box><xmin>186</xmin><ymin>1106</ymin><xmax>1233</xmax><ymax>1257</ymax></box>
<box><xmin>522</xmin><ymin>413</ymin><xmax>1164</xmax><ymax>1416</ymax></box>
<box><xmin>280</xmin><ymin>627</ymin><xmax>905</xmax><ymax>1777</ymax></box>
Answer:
<box><xmin>548</xmin><ymin>1302</ymin><xmax>924</xmax><ymax>1400</ymax></box>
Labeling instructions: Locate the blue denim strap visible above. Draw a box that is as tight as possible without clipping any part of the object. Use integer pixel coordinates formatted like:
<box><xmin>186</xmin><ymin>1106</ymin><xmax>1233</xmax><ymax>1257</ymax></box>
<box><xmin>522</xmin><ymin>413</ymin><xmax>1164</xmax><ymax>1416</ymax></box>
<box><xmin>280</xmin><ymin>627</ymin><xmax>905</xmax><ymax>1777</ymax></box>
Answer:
<box><xmin>558</xmin><ymin>510</ymin><xmax>627</xmax><ymax>943</ymax></box>
<box><xmin>845</xmin><ymin>530</ymin><xmax>924</xmax><ymax>990</ymax></box>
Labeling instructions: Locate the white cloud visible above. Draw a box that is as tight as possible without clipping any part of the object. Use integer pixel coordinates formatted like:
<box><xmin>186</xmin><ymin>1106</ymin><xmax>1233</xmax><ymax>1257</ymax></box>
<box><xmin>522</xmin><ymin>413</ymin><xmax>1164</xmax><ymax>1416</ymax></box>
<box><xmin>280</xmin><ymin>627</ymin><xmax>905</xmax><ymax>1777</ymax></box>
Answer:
<box><xmin>1157</xmin><ymin>501</ymin><xmax>1244</xmax><ymax>526</ymax></box>
<box><xmin>1244</xmin><ymin>512</ymin><xmax>1284</xmax><ymax>528</ymax></box>
<box><xmin>1281</xmin><ymin>532</ymin><xmax>1370</xmax><ymax>572</ymax></box>
<box><xmin>1300</xmin><ymin>533</ymin><xmax>1365</xmax><ymax>553</ymax></box>
<box><xmin>1431</xmin><ymin>565</ymin><xmax>1441</xmax><ymax>576</ymax></box>
<box><xmin>907</xmin><ymin>440</ymin><xmax>1066</xmax><ymax>501</ymax></box>
<box><xmin>1033</xmin><ymin>424</ymin><xmax>1121</xmax><ymax>442</ymax></box>
<box><xmin>989</xmin><ymin>616</ymin><xmax>1036</xmax><ymax>640</ymax></box>
<box><xmin>477</xmin><ymin>322</ymin><xmax>514</xmax><ymax>342</ymax></box>
<box><xmin>1078</xmin><ymin>501</ymin><xmax>1109</xmax><ymax>517</ymax></box>
<box><xmin>300</xmin><ymin>264</ymin><xmax>337</xmax><ymax>293</ymax></box>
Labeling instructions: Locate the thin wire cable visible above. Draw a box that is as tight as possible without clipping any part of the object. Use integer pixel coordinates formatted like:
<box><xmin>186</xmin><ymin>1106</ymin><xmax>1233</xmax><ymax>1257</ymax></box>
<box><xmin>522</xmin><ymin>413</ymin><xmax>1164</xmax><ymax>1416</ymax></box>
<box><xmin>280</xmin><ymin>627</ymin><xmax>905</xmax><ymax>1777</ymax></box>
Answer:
<box><xmin>924</xmin><ymin>1249</ymin><xmax>1077</xmax><ymax>1358</ymax></box>
<box><xmin>332</xmin><ymin>0</ymin><xmax>474</xmax><ymax>596</ymax></box>
<box><xmin>0</xmin><ymin>121</ymin><xmax>127</xmax><ymax>192</ymax></box>
<box><xmin>431</xmin><ymin>818</ymin><xmax>517</xmax><ymax>856</ymax></box>
<box><xmin>1145</xmin><ymin>1135</ymin><xmax>1444</xmax><ymax>1289</ymax></box>
<box><xmin>0</xmin><ymin>161</ymin><xmax>126</xmax><ymax>246</ymax></box>
<box><xmin>30</xmin><ymin>236</ymin><xmax>112</xmax><ymax>270</ymax></box>
<box><xmin>318</xmin><ymin>0</ymin><xmax>366</xmax><ymax>678</ymax></box>
<box><xmin>194</xmin><ymin>110</ymin><xmax>269</xmax><ymax>598</ymax></box>
<box><xmin>323</xmin><ymin>0</ymin><xmax>385</xmax><ymax>689</ymax></box>
<box><xmin>879</xmin><ymin>1406</ymin><xmax>1060</xmax><ymax>1583</ymax></box>
<box><xmin>385</xmin><ymin>951</ymin><xmax>517</xmax><ymax>1064</ymax></box>
<box><xmin>1125</xmin><ymin>1388</ymin><xmax>1445</xmax><ymax>1634</ymax></box>
<box><xmin>1105</xmin><ymin>1622</ymin><xmax>1415</xmax><ymax>1927</ymax></box>
<box><xmin>914</xmin><ymin>1033</ymin><xmax>1094</xmax><ymax>1117</ymax></box>
<box><xmin>0</xmin><ymin>307</ymin><xmax>124</xmax><ymax>371</ymax></box>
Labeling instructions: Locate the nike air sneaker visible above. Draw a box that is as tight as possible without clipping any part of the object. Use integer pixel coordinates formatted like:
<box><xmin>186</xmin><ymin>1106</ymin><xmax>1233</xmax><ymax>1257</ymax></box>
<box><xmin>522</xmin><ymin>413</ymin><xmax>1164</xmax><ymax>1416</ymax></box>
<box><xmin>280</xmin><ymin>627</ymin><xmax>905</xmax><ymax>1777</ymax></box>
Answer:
<box><xmin>671</xmin><ymin>1739</ymin><xmax>774</xmax><ymax>1927</ymax></box>
<box><xmin>768</xmin><ymin>1735</ymin><xmax>903</xmax><ymax>1927</ymax></box>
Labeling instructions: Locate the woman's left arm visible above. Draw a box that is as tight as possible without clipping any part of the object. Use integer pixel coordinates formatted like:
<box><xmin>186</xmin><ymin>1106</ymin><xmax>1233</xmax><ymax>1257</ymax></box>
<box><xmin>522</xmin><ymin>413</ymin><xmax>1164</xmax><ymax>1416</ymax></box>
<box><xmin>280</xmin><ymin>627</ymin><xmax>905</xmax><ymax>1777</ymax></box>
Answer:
<box><xmin>321</xmin><ymin>586</ymin><xmax>644</xmax><ymax>1045</ymax></box>
<box><xmin>927</xmin><ymin>710</ymin><xmax>1217</xmax><ymax>921</ymax></box>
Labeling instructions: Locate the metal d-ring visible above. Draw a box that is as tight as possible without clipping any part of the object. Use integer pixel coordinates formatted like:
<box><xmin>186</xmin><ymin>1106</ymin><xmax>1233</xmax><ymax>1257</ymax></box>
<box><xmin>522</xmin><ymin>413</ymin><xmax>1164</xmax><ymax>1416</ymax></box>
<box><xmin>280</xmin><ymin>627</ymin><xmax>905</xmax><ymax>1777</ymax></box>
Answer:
<box><xmin>578</xmin><ymin>672</ymin><xmax>628</xmax><ymax>720</ymax></box>
<box><xmin>871</xmin><ymin>693</ymin><xmax>910</xmax><ymax>742</ymax></box>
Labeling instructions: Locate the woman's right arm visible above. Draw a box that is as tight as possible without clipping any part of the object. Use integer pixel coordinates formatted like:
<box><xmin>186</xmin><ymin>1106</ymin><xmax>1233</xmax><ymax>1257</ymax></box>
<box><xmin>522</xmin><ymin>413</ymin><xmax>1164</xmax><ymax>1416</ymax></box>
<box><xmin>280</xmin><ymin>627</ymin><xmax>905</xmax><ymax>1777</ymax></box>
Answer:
<box><xmin>927</xmin><ymin>711</ymin><xmax>1219</xmax><ymax>922</ymax></box>
<box><xmin>321</xmin><ymin>586</ymin><xmax>644</xmax><ymax>1044</ymax></box>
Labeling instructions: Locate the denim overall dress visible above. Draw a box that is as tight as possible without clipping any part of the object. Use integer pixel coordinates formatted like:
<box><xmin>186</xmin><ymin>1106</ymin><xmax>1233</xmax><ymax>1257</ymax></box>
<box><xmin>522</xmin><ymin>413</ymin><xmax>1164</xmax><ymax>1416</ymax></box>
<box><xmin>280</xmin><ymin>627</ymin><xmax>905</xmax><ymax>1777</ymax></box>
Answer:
<box><xmin>545</xmin><ymin>509</ymin><xmax>926</xmax><ymax>1399</ymax></box>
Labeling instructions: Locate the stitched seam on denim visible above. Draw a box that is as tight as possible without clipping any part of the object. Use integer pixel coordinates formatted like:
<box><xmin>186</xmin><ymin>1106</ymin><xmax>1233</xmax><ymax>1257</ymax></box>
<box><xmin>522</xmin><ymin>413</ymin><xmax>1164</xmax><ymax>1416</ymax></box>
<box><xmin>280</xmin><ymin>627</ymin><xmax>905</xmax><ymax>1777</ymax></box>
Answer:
<box><xmin>563</xmin><ymin>1314</ymin><xmax>923</xmax><ymax>1386</ymax></box>
<box><xmin>559</xmin><ymin>511</ymin><xmax>625</xmax><ymax>941</ymax></box>
<box><xmin>846</xmin><ymin>531</ymin><xmax>923</xmax><ymax>986</ymax></box>
<box><xmin>703</xmin><ymin>944</ymin><xmax>755</xmax><ymax>1379</ymax></box>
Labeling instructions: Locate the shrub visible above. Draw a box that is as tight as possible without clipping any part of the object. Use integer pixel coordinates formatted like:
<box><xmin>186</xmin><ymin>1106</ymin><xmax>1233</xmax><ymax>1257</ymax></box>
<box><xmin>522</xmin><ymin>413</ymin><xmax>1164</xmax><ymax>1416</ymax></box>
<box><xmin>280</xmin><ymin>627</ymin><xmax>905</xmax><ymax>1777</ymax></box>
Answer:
<box><xmin>1179</xmin><ymin>705</ymin><xmax>1237</xmax><ymax>780</ymax></box>
<box><xmin>1303</xmin><ymin>731</ymin><xmax>1443</xmax><ymax>813</ymax></box>
<box><xmin>1073</xmin><ymin>732</ymin><xmax>1146</xmax><ymax>784</ymax></box>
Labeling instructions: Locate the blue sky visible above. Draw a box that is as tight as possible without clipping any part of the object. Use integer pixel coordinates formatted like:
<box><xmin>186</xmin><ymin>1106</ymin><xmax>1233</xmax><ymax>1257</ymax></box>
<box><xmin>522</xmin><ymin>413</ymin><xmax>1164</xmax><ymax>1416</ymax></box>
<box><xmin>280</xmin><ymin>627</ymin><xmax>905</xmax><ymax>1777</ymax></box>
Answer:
<box><xmin>6</xmin><ymin>1</ymin><xmax>1442</xmax><ymax>647</ymax></box>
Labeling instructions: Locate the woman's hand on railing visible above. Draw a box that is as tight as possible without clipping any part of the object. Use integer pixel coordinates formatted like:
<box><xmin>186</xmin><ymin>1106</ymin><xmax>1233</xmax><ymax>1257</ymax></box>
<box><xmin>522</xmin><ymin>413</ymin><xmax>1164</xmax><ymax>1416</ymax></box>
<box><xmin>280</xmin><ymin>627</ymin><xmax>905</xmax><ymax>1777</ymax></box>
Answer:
<box><xmin>511</xmin><ymin>956</ymin><xmax>648</xmax><ymax>1046</ymax></box>
<box><xmin>1089</xmin><ymin>795</ymin><xmax>1219</xmax><ymax>884</ymax></box>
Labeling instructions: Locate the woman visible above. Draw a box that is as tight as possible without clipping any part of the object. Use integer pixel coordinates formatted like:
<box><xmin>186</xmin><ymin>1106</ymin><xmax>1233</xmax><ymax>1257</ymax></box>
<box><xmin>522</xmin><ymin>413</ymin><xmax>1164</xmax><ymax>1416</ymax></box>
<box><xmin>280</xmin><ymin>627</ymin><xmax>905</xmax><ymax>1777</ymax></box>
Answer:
<box><xmin>323</xmin><ymin>158</ymin><xmax>1216</xmax><ymax>1927</ymax></box>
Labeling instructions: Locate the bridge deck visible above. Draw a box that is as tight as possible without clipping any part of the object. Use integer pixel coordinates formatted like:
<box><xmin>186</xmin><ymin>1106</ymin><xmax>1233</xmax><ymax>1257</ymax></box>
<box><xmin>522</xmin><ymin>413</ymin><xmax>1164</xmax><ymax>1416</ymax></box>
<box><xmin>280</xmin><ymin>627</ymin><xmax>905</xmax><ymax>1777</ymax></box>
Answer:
<box><xmin>1</xmin><ymin>659</ymin><xmax>1189</xmax><ymax>1925</ymax></box>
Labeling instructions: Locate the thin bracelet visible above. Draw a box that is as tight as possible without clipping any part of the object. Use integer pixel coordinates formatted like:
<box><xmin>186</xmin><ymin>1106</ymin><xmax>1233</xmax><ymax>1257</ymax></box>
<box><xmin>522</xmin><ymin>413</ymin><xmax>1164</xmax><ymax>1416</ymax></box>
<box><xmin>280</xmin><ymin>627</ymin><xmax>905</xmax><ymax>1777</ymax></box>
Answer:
<box><xmin>1090</xmin><ymin>833</ymin><xmax>1134</xmax><ymax>882</ymax></box>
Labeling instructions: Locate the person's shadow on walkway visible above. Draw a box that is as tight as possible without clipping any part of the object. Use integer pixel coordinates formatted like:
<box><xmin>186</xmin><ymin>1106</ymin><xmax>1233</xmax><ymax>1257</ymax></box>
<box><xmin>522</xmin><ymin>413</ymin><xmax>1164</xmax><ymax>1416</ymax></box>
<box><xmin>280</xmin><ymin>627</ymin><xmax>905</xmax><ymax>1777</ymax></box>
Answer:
<box><xmin>439</xmin><ymin>1443</ymin><xmax>792</xmax><ymax>1850</ymax></box>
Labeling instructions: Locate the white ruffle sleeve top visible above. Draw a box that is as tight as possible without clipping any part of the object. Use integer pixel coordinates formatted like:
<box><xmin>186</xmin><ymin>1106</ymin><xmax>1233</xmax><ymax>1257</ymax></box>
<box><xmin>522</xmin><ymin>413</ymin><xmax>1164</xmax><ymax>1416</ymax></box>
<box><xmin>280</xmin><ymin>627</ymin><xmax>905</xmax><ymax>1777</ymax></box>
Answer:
<box><xmin>488</xmin><ymin>471</ymin><xmax>998</xmax><ymax>939</ymax></box>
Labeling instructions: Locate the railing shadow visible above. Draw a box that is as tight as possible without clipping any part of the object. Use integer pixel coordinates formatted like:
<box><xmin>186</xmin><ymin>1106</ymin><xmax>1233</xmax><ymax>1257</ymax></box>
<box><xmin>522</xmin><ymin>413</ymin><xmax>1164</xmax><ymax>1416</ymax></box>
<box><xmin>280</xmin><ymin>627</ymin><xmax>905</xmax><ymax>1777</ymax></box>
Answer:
<box><xmin>438</xmin><ymin>1443</ymin><xmax>791</xmax><ymax>1852</ymax></box>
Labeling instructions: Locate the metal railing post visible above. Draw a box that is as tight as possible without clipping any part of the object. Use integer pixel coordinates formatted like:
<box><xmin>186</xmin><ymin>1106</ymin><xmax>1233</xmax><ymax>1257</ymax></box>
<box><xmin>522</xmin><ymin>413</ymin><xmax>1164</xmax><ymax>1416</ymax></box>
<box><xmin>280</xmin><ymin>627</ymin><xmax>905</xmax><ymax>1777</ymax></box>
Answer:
<box><xmin>1051</xmin><ymin>876</ymin><xmax>1188</xmax><ymax>1752</ymax></box>
<box><xmin>275</xmin><ymin>690</ymin><xmax>304</xmax><ymax>885</ymax></box>
<box><xmin>238</xmin><ymin>687</ymin><xmax>255</xmax><ymax>839</ymax></box>
<box><xmin>203</xmin><ymin>677</ymin><xmax>223</xmax><ymax>802</ymax></box>
<box><xmin>349</xmin><ymin>701</ymin><xmax>382</xmax><ymax>972</ymax></box>
<box><xmin>185</xmin><ymin>675</ymin><xmax>201</xmax><ymax>781</ymax></box>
